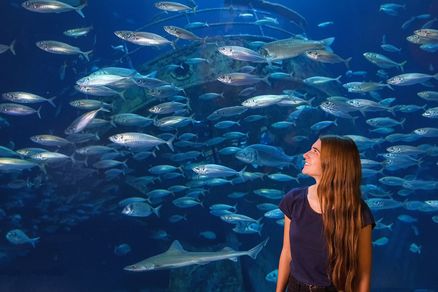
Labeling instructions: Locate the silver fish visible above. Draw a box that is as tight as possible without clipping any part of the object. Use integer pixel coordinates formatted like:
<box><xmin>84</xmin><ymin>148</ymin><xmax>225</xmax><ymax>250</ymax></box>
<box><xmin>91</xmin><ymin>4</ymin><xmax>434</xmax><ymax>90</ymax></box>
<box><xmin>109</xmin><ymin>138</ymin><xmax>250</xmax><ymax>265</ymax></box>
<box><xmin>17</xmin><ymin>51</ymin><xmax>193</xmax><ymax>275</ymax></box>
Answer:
<box><xmin>235</xmin><ymin>144</ymin><xmax>295</xmax><ymax>169</ymax></box>
<box><xmin>109</xmin><ymin>132</ymin><xmax>174</xmax><ymax>151</ymax></box>
<box><xmin>387</xmin><ymin>73</ymin><xmax>438</xmax><ymax>86</ymax></box>
<box><xmin>64</xmin><ymin>26</ymin><xmax>93</xmax><ymax>38</ymax></box>
<box><xmin>30</xmin><ymin>134</ymin><xmax>71</xmax><ymax>147</ymax></box>
<box><xmin>242</xmin><ymin>94</ymin><xmax>290</xmax><ymax>108</ymax></box>
<box><xmin>218</xmin><ymin>46</ymin><xmax>267</xmax><ymax>63</ymax></box>
<box><xmin>217</xmin><ymin>73</ymin><xmax>270</xmax><ymax>86</ymax></box>
<box><xmin>36</xmin><ymin>40</ymin><xmax>92</xmax><ymax>61</ymax></box>
<box><xmin>122</xmin><ymin>202</ymin><xmax>161</xmax><ymax>217</ymax></box>
<box><xmin>114</xmin><ymin>31</ymin><xmax>174</xmax><ymax>48</ymax></box>
<box><xmin>154</xmin><ymin>1</ymin><xmax>195</xmax><ymax>12</ymax></box>
<box><xmin>163</xmin><ymin>26</ymin><xmax>202</xmax><ymax>41</ymax></box>
<box><xmin>260</xmin><ymin>37</ymin><xmax>334</xmax><ymax>61</ymax></box>
<box><xmin>305</xmin><ymin>50</ymin><xmax>352</xmax><ymax>68</ymax></box>
<box><xmin>0</xmin><ymin>158</ymin><xmax>38</xmax><ymax>172</ymax></box>
<box><xmin>65</xmin><ymin>108</ymin><xmax>107</xmax><ymax>134</ymax></box>
<box><xmin>363</xmin><ymin>52</ymin><xmax>406</xmax><ymax>71</ymax></box>
<box><xmin>2</xmin><ymin>92</ymin><xmax>55</xmax><ymax>107</ymax></box>
<box><xmin>22</xmin><ymin>0</ymin><xmax>87</xmax><ymax>17</ymax></box>
<box><xmin>0</xmin><ymin>103</ymin><xmax>41</xmax><ymax>118</ymax></box>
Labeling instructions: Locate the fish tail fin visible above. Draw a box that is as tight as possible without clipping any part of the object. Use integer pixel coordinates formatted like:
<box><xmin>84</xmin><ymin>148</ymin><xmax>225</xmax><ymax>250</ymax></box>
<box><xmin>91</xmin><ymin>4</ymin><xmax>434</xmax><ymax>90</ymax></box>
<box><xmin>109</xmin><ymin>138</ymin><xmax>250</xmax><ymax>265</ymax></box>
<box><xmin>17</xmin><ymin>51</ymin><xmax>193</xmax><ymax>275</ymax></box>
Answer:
<box><xmin>247</xmin><ymin>237</ymin><xmax>269</xmax><ymax>259</ymax></box>
<box><xmin>399</xmin><ymin>61</ymin><xmax>407</xmax><ymax>72</ymax></box>
<box><xmin>36</xmin><ymin>106</ymin><xmax>42</xmax><ymax>119</ymax></box>
<box><xmin>344</xmin><ymin>57</ymin><xmax>352</xmax><ymax>69</ymax></box>
<box><xmin>82</xmin><ymin>50</ymin><xmax>93</xmax><ymax>61</ymax></box>
<box><xmin>75</xmin><ymin>2</ymin><xmax>87</xmax><ymax>18</ymax></box>
<box><xmin>171</xmin><ymin>41</ymin><xmax>177</xmax><ymax>50</ymax></box>
<box><xmin>48</xmin><ymin>96</ymin><xmax>57</xmax><ymax>108</ymax></box>
<box><xmin>321</xmin><ymin>37</ymin><xmax>335</xmax><ymax>48</ymax></box>
<box><xmin>166</xmin><ymin>135</ymin><xmax>175</xmax><ymax>152</ymax></box>
<box><xmin>153</xmin><ymin>205</ymin><xmax>162</xmax><ymax>217</ymax></box>
<box><xmin>9</xmin><ymin>39</ymin><xmax>16</xmax><ymax>55</ymax></box>
<box><xmin>335</xmin><ymin>75</ymin><xmax>342</xmax><ymax>83</ymax></box>
<box><xmin>31</xmin><ymin>237</ymin><xmax>40</xmax><ymax>248</ymax></box>
<box><xmin>238</xmin><ymin>166</ymin><xmax>247</xmax><ymax>179</ymax></box>
<box><xmin>118</xmin><ymin>90</ymin><xmax>127</xmax><ymax>101</ymax></box>
<box><xmin>400</xmin><ymin>118</ymin><xmax>406</xmax><ymax>129</ymax></box>
<box><xmin>433</xmin><ymin>73</ymin><xmax>438</xmax><ymax>80</ymax></box>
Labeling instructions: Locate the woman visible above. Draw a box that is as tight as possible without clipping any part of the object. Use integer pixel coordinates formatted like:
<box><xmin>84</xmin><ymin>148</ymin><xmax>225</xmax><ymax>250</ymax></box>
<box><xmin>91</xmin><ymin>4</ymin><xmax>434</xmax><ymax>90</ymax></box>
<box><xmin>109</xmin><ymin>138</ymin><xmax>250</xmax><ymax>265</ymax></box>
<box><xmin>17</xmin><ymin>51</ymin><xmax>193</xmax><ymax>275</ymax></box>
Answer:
<box><xmin>276</xmin><ymin>135</ymin><xmax>375</xmax><ymax>292</ymax></box>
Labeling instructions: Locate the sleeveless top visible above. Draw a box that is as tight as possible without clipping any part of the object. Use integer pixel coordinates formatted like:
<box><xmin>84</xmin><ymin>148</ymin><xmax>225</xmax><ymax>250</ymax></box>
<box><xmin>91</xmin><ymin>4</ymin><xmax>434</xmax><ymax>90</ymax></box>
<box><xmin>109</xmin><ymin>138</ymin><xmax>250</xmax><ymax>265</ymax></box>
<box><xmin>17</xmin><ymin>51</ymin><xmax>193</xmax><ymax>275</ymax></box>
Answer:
<box><xmin>279</xmin><ymin>186</ymin><xmax>375</xmax><ymax>287</ymax></box>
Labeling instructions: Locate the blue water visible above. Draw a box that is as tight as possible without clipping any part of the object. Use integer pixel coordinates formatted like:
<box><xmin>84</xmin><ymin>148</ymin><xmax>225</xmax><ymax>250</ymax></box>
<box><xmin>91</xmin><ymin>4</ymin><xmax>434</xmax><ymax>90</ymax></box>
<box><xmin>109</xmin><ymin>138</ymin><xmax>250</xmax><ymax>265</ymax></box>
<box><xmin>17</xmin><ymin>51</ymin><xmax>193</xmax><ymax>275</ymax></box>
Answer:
<box><xmin>0</xmin><ymin>0</ymin><xmax>437</xmax><ymax>291</ymax></box>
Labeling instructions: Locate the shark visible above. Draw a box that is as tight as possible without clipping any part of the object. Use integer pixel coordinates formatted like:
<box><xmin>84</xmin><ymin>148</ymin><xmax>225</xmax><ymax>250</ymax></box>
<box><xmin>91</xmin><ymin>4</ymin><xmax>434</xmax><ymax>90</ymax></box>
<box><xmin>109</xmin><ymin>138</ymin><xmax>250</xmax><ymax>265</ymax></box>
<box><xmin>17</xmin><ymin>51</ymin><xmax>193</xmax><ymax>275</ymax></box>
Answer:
<box><xmin>124</xmin><ymin>238</ymin><xmax>269</xmax><ymax>271</ymax></box>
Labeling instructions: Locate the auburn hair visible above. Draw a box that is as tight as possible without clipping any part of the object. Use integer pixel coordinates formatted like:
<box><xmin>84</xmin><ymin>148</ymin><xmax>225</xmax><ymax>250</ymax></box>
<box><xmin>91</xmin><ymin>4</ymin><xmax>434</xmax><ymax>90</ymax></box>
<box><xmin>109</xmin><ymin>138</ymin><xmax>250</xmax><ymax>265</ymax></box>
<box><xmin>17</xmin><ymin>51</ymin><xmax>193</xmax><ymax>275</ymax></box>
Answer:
<box><xmin>317</xmin><ymin>135</ymin><xmax>363</xmax><ymax>291</ymax></box>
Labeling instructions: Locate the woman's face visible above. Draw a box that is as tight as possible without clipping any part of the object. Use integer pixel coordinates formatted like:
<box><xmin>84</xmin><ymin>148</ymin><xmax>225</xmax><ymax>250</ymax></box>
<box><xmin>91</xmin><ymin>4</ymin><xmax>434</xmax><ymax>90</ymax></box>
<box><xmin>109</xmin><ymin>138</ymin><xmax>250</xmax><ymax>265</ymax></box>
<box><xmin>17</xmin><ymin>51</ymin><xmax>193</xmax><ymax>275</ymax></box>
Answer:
<box><xmin>302</xmin><ymin>139</ymin><xmax>322</xmax><ymax>181</ymax></box>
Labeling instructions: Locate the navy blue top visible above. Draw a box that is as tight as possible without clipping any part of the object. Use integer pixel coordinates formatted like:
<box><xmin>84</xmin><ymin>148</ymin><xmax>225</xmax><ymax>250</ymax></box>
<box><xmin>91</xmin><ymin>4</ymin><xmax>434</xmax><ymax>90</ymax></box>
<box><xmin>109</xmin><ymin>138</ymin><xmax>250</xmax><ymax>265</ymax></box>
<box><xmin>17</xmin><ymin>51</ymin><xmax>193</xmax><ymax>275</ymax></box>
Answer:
<box><xmin>279</xmin><ymin>187</ymin><xmax>375</xmax><ymax>287</ymax></box>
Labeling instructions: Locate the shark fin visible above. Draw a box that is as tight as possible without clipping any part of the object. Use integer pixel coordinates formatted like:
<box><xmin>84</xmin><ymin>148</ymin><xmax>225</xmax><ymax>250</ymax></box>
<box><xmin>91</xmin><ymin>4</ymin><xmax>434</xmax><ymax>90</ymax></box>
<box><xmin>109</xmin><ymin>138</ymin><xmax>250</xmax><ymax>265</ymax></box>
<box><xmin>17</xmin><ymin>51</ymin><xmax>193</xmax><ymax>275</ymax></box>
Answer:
<box><xmin>166</xmin><ymin>240</ymin><xmax>185</xmax><ymax>254</ymax></box>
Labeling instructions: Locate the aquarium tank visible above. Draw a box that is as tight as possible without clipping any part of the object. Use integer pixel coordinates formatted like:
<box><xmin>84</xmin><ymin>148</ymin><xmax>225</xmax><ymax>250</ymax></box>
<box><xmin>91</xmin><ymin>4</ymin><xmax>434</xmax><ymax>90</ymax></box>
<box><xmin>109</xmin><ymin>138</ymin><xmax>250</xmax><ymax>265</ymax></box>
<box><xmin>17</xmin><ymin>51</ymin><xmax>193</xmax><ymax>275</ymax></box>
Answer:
<box><xmin>0</xmin><ymin>0</ymin><xmax>437</xmax><ymax>291</ymax></box>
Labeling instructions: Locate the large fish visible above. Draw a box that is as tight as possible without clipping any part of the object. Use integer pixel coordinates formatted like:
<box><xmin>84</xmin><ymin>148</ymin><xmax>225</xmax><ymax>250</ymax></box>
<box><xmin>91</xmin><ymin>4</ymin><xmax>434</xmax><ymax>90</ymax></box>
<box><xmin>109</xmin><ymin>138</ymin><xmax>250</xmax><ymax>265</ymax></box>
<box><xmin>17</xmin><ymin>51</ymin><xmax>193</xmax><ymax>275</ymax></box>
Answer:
<box><xmin>260</xmin><ymin>37</ymin><xmax>334</xmax><ymax>61</ymax></box>
<box><xmin>235</xmin><ymin>144</ymin><xmax>296</xmax><ymax>169</ymax></box>
<box><xmin>124</xmin><ymin>238</ymin><xmax>269</xmax><ymax>271</ymax></box>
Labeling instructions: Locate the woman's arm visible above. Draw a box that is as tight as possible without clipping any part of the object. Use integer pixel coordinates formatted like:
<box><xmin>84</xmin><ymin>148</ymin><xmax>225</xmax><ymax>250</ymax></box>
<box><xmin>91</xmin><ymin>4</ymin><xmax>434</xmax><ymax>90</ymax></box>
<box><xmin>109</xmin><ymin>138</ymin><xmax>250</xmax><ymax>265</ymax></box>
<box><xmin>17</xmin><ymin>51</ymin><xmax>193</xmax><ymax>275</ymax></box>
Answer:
<box><xmin>356</xmin><ymin>224</ymin><xmax>373</xmax><ymax>292</ymax></box>
<box><xmin>276</xmin><ymin>216</ymin><xmax>291</xmax><ymax>292</ymax></box>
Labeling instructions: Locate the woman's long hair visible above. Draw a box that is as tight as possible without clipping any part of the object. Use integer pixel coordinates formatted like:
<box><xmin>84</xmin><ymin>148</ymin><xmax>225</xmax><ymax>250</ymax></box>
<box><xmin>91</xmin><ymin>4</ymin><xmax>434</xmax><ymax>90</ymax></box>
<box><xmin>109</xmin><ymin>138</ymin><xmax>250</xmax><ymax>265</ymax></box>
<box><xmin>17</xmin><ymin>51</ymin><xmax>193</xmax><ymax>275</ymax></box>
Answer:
<box><xmin>317</xmin><ymin>135</ymin><xmax>363</xmax><ymax>291</ymax></box>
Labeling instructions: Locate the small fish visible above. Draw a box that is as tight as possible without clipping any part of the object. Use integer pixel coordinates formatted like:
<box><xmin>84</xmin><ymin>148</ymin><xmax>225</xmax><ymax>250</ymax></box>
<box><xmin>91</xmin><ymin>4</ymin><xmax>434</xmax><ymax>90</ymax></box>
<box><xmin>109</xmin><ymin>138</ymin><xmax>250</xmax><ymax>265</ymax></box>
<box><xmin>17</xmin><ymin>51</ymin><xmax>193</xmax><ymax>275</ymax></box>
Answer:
<box><xmin>317</xmin><ymin>21</ymin><xmax>334</xmax><ymax>28</ymax></box>
<box><xmin>109</xmin><ymin>132</ymin><xmax>174</xmax><ymax>151</ymax></box>
<box><xmin>122</xmin><ymin>202</ymin><xmax>161</xmax><ymax>217</ymax></box>
<box><xmin>387</xmin><ymin>73</ymin><xmax>438</xmax><ymax>86</ymax></box>
<box><xmin>155</xmin><ymin>1</ymin><xmax>195</xmax><ymax>13</ymax></box>
<box><xmin>0</xmin><ymin>103</ymin><xmax>41</xmax><ymax>118</ymax></box>
<box><xmin>36</xmin><ymin>40</ymin><xmax>92</xmax><ymax>61</ymax></box>
<box><xmin>6</xmin><ymin>229</ymin><xmax>39</xmax><ymax>247</ymax></box>
<box><xmin>199</xmin><ymin>231</ymin><xmax>216</xmax><ymax>240</ymax></box>
<box><xmin>217</xmin><ymin>73</ymin><xmax>270</xmax><ymax>86</ymax></box>
<box><xmin>254</xmin><ymin>17</ymin><xmax>279</xmax><ymax>26</ymax></box>
<box><xmin>65</xmin><ymin>108</ymin><xmax>107</xmax><ymax>134</ymax></box>
<box><xmin>409</xmin><ymin>243</ymin><xmax>421</xmax><ymax>254</ymax></box>
<box><xmin>114</xmin><ymin>31</ymin><xmax>174</xmax><ymax>48</ymax></box>
<box><xmin>417</xmin><ymin>91</ymin><xmax>438</xmax><ymax>101</ymax></box>
<box><xmin>372</xmin><ymin>236</ymin><xmax>389</xmax><ymax>246</ymax></box>
<box><xmin>22</xmin><ymin>0</ymin><xmax>87</xmax><ymax>18</ymax></box>
<box><xmin>305</xmin><ymin>50</ymin><xmax>351</xmax><ymax>68</ymax></box>
<box><xmin>0</xmin><ymin>157</ymin><xmax>38</xmax><ymax>172</ymax></box>
<box><xmin>304</xmin><ymin>75</ymin><xmax>342</xmax><ymax>85</ymax></box>
<box><xmin>2</xmin><ymin>92</ymin><xmax>55</xmax><ymax>107</ymax></box>
<box><xmin>64</xmin><ymin>26</ymin><xmax>93</xmax><ymax>38</ymax></box>
<box><xmin>265</xmin><ymin>269</ymin><xmax>278</xmax><ymax>283</ymax></box>
<box><xmin>163</xmin><ymin>26</ymin><xmax>202</xmax><ymax>41</ymax></box>
<box><xmin>218</xmin><ymin>46</ymin><xmax>267</xmax><ymax>63</ymax></box>
<box><xmin>114</xmin><ymin>243</ymin><xmax>131</xmax><ymax>256</ymax></box>
<box><xmin>363</xmin><ymin>52</ymin><xmax>406</xmax><ymax>71</ymax></box>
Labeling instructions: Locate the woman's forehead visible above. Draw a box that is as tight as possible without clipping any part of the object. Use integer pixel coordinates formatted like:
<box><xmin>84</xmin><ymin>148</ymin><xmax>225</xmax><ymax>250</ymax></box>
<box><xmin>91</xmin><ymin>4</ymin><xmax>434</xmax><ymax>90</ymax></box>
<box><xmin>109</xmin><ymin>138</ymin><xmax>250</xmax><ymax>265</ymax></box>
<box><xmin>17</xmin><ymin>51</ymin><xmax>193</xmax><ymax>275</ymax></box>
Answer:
<box><xmin>312</xmin><ymin>139</ymin><xmax>321</xmax><ymax>149</ymax></box>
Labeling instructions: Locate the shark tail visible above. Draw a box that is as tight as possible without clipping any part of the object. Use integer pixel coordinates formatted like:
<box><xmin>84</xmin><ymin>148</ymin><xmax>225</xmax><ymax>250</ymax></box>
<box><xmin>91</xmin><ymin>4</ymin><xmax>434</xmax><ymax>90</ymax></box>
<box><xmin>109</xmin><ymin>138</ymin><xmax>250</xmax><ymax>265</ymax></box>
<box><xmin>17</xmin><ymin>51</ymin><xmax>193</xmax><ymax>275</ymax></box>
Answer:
<box><xmin>30</xmin><ymin>237</ymin><xmax>40</xmax><ymax>248</ymax></box>
<box><xmin>247</xmin><ymin>237</ymin><xmax>269</xmax><ymax>259</ymax></box>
